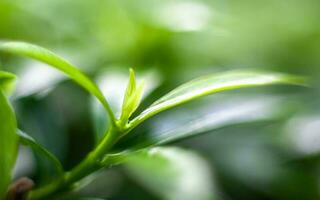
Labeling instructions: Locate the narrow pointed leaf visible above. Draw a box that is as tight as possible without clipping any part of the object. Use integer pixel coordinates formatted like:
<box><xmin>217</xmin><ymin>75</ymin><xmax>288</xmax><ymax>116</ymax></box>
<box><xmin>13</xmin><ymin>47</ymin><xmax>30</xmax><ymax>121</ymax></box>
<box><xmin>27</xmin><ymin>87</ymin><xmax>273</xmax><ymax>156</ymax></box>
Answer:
<box><xmin>122</xmin><ymin>68</ymin><xmax>137</xmax><ymax>107</ymax></box>
<box><xmin>120</xmin><ymin>69</ymin><xmax>145</xmax><ymax>123</ymax></box>
<box><xmin>126</xmin><ymin>80</ymin><xmax>145</xmax><ymax>118</ymax></box>
<box><xmin>0</xmin><ymin>90</ymin><xmax>18</xmax><ymax>199</ymax></box>
<box><xmin>120</xmin><ymin>68</ymin><xmax>137</xmax><ymax>121</ymax></box>
<box><xmin>18</xmin><ymin>130</ymin><xmax>64</xmax><ymax>175</ymax></box>
<box><xmin>0</xmin><ymin>41</ymin><xmax>114</xmax><ymax>119</ymax></box>
<box><xmin>130</xmin><ymin>70</ymin><xmax>306</xmax><ymax>128</ymax></box>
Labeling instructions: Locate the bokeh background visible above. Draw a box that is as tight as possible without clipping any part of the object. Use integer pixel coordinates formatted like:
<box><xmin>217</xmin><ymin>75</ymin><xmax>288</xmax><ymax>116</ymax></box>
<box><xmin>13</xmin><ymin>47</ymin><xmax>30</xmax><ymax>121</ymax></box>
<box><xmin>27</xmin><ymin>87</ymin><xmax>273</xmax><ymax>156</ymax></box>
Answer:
<box><xmin>1</xmin><ymin>0</ymin><xmax>320</xmax><ymax>199</ymax></box>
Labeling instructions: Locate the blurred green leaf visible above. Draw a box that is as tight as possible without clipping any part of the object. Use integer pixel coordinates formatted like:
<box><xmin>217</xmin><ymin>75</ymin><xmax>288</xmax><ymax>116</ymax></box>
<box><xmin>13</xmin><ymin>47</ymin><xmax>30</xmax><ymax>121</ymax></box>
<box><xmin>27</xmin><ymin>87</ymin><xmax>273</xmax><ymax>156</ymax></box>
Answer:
<box><xmin>130</xmin><ymin>70</ymin><xmax>307</xmax><ymax>128</ymax></box>
<box><xmin>0</xmin><ymin>90</ymin><xmax>18</xmax><ymax>199</ymax></box>
<box><xmin>18</xmin><ymin>130</ymin><xmax>64</xmax><ymax>175</ymax></box>
<box><xmin>124</xmin><ymin>147</ymin><xmax>216</xmax><ymax>200</ymax></box>
<box><xmin>0</xmin><ymin>41</ymin><xmax>114</xmax><ymax>119</ymax></box>
<box><xmin>0</xmin><ymin>71</ymin><xmax>16</xmax><ymax>94</ymax></box>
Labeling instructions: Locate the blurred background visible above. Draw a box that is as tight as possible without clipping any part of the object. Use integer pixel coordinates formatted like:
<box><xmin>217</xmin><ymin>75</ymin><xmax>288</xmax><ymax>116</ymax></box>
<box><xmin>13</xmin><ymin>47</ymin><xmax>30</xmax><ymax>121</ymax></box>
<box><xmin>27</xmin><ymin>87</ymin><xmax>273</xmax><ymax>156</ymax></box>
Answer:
<box><xmin>1</xmin><ymin>0</ymin><xmax>320</xmax><ymax>199</ymax></box>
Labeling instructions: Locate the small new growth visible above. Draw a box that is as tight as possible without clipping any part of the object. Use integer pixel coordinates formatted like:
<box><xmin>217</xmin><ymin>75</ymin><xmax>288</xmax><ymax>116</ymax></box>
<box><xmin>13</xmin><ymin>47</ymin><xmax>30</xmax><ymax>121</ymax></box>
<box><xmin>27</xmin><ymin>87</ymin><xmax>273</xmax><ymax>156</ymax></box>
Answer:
<box><xmin>119</xmin><ymin>68</ymin><xmax>145</xmax><ymax>129</ymax></box>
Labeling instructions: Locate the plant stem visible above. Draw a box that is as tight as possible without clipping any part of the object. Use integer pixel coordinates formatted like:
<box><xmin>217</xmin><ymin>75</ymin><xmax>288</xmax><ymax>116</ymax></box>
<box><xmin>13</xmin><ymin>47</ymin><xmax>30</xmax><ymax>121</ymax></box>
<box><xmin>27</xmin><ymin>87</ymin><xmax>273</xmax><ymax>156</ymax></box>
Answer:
<box><xmin>27</xmin><ymin>126</ymin><xmax>121</xmax><ymax>200</ymax></box>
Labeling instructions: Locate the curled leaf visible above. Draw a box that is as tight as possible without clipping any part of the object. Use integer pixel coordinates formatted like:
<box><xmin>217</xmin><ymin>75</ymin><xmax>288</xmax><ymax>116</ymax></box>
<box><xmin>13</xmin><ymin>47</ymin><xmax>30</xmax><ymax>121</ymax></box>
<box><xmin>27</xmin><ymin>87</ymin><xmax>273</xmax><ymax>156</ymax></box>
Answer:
<box><xmin>0</xmin><ymin>41</ymin><xmax>115</xmax><ymax>120</ymax></box>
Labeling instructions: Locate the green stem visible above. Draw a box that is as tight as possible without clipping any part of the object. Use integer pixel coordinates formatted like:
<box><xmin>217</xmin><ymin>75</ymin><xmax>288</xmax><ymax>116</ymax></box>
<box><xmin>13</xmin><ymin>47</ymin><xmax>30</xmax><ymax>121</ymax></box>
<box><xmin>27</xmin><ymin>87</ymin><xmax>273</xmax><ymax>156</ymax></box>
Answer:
<box><xmin>27</xmin><ymin>126</ymin><xmax>121</xmax><ymax>200</ymax></box>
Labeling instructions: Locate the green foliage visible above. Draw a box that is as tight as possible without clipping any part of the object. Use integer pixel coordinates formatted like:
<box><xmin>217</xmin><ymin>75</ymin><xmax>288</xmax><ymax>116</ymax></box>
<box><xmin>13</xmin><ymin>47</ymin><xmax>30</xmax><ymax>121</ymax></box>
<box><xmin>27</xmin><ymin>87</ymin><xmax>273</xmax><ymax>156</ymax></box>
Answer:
<box><xmin>1</xmin><ymin>0</ymin><xmax>319</xmax><ymax>198</ymax></box>
<box><xmin>0</xmin><ymin>41</ymin><xmax>308</xmax><ymax>199</ymax></box>
<box><xmin>0</xmin><ymin>90</ymin><xmax>17</xmax><ymax>199</ymax></box>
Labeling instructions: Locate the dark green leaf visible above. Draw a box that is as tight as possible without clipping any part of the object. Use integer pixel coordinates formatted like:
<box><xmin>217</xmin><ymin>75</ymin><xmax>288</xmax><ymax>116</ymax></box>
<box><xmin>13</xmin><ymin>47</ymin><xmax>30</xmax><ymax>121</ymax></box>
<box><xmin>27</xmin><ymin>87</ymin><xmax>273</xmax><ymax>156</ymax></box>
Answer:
<box><xmin>130</xmin><ymin>70</ymin><xmax>306</xmax><ymax>128</ymax></box>
<box><xmin>18</xmin><ymin>130</ymin><xmax>64</xmax><ymax>175</ymax></box>
<box><xmin>0</xmin><ymin>90</ymin><xmax>18</xmax><ymax>199</ymax></box>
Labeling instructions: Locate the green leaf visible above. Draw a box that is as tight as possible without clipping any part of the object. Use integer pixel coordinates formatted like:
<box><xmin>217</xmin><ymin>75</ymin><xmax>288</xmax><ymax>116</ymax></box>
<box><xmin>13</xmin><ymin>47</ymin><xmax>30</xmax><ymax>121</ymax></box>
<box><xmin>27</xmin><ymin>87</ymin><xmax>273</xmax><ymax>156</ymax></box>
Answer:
<box><xmin>130</xmin><ymin>70</ymin><xmax>307</xmax><ymax>128</ymax></box>
<box><xmin>0</xmin><ymin>70</ymin><xmax>16</xmax><ymax>94</ymax></box>
<box><xmin>120</xmin><ymin>68</ymin><xmax>144</xmax><ymax>124</ymax></box>
<box><xmin>18</xmin><ymin>130</ymin><xmax>64</xmax><ymax>175</ymax></box>
<box><xmin>115</xmin><ymin>95</ymin><xmax>290</xmax><ymax>149</ymax></box>
<box><xmin>124</xmin><ymin>147</ymin><xmax>216</xmax><ymax>200</ymax></box>
<box><xmin>122</xmin><ymin>69</ymin><xmax>137</xmax><ymax>109</ymax></box>
<box><xmin>0</xmin><ymin>90</ymin><xmax>18</xmax><ymax>199</ymax></box>
<box><xmin>0</xmin><ymin>41</ymin><xmax>115</xmax><ymax>121</ymax></box>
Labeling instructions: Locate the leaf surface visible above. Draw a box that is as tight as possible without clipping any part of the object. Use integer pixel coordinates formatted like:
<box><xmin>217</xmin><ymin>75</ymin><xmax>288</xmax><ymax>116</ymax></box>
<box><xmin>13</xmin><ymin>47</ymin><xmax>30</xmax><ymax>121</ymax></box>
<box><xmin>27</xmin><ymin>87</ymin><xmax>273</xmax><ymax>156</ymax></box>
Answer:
<box><xmin>0</xmin><ymin>90</ymin><xmax>18</xmax><ymax>199</ymax></box>
<box><xmin>130</xmin><ymin>70</ymin><xmax>306</xmax><ymax>128</ymax></box>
